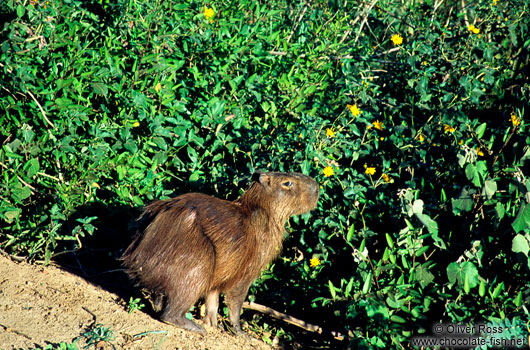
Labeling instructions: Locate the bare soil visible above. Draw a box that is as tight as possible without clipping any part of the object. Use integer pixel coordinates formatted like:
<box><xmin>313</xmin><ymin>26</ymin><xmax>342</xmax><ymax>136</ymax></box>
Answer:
<box><xmin>0</xmin><ymin>255</ymin><xmax>274</xmax><ymax>350</ymax></box>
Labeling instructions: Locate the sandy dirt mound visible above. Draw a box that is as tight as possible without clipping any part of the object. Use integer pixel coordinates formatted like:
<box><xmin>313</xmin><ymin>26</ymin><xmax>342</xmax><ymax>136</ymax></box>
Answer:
<box><xmin>0</xmin><ymin>255</ymin><xmax>273</xmax><ymax>350</ymax></box>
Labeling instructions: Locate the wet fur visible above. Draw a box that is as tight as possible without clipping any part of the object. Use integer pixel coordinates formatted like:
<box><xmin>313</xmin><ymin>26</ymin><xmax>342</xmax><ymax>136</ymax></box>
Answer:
<box><xmin>122</xmin><ymin>172</ymin><xmax>319</xmax><ymax>335</ymax></box>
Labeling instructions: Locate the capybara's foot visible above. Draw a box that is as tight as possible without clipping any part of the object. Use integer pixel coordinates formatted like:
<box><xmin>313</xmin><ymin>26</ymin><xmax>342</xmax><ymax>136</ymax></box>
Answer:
<box><xmin>231</xmin><ymin>326</ymin><xmax>251</xmax><ymax>340</ymax></box>
<box><xmin>161</xmin><ymin>315</ymin><xmax>206</xmax><ymax>335</ymax></box>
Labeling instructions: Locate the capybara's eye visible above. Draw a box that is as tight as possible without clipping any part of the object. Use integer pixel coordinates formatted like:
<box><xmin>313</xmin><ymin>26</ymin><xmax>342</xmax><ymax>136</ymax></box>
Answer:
<box><xmin>282</xmin><ymin>181</ymin><xmax>293</xmax><ymax>188</ymax></box>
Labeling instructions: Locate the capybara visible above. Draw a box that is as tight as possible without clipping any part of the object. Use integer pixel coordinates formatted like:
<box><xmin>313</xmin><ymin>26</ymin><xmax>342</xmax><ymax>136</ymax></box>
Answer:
<box><xmin>122</xmin><ymin>171</ymin><xmax>319</xmax><ymax>335</ymax></box>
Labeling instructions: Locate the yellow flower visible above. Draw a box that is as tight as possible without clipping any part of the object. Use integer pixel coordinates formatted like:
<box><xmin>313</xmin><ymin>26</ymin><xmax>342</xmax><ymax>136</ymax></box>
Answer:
<box><xmin>468</xmin><ymin>24</ymin><xmax>480</xmax><ymax>34</ymax></box>
<box><xmin>347</xmin><ymin>104</ymin><xmax>361</xmax><ymax>117</ymax></box>
<box><xmin>418</xmin><ymin>134</ymin><xmax>425</xmax><ymax>142</ymax></box>
<box><xmin>493</xmin><ymin>0</ymin><xmax>498</xmax><ymax>4</ymax></box>
<box><xmin>382</xmin><ymin>173</ymin><xmax>390</xmax><ymax>182</ymax></box>
<box><xmin>365</xmin><ymin>167</ymin><xmax>376</xmax><ymax>176</ymax></box>
<box><xmin>391</xmin><ymin>34</ymin><xmax>403</xmax><ymax>45</ymax></box>
<box><xmin>309</xmin><ymin>258</ymin><xmax>321</xmax><ymax>268</ymax></box>
<box><xmin>204</xmin><ymin>7</ymin><xmax>215</xmax><ymax>21</ymax></box>
<box><xmin>510</xmin><ymin>114</ymin><xmax>521</xmax><ymax>127</ymax></box>
<box><xmin>155</xmin><ymin>82</ymin><xmax>161</xmax><ymax>93</ymax></box>
<box><xmin>459</xmin><ymin>139</ymin><xmax>464</xmax><ymax>145</ymax></box>
<box><xmin>323</xmin><ymin>166</ymin><xmax>334</xmax><ymax>177</ymax></box>
<box><xmin>326</xmin><ymin>128</ymin><xmax>335</xmax><ymax>138</ymax></box>
<box><xmin>372</xmin><ymin>120</ymin><xmax>384</xmax><ymax>130</ymax></box>
<box><xmin>476</xmin><ymin>148</ymin><xmax>484</xmax><ymax>157</ymax></box>
<box><xmin>444</xmin><ymin>124</ymin><xmax>456</xmax><ymax>133</ymax></box>
<box><xmin>132</xmin><ymin>121</ymin><xmax>140</xmax><ymax>127</ymax></box>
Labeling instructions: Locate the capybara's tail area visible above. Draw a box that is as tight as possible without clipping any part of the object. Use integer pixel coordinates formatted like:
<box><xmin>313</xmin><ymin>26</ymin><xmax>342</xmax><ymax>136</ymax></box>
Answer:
<box><xmin>122</xmin><ymin>199</ymin><xmax>216</xmax><ymax>295</ymax></box>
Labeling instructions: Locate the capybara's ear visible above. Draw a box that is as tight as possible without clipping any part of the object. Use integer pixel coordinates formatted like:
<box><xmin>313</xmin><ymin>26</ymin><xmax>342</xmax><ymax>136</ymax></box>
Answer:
<box><xmin>259</xmin><ymin>173</ymin><xmax>271</xmax><ymax>189</ymax></box>
<box><xmin>253</xmin><ymin>172</ymin><xmax>271</xmax><ymax>189</ymax></box>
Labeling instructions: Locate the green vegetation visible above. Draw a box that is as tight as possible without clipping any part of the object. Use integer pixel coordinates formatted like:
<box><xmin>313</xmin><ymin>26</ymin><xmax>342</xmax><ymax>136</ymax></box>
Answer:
<box><xmin>1</xmin><ymin>0</ymin><xmax>529</xmax><ymax>348</ymax></box>
<box><xmin>24</xmin><ymin>323</ymin><xmax>116</xmax><ymax>350</ymax></box>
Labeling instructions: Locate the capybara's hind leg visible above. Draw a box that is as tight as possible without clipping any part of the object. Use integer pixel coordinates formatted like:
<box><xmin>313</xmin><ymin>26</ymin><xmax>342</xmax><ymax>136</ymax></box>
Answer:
<box><xmin>161</xmin><ymin>294</ymin><xmax>206</xmax><ymax>335</ymax></box>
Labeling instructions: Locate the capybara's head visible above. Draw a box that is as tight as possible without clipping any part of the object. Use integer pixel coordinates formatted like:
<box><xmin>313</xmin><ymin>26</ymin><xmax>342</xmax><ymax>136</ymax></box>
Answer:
<box><xmin>250</xmin><ymin>172</ymin><xmax>319</xmax><ymax>219</ymax></box>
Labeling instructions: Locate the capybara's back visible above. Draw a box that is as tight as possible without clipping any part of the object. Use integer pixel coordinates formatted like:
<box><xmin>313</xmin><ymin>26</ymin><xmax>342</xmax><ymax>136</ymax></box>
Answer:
<box><xmin>122</xmin><ymin>172</ymin><xmax>319</xmax><ymax>335</ymax></box>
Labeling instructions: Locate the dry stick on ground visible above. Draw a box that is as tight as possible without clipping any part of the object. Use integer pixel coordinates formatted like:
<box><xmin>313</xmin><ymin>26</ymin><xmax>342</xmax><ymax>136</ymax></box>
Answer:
<box><xmin>242</xmin><ymin>301</ymin><xmax>345</xmax><ymax>341</ymax></box>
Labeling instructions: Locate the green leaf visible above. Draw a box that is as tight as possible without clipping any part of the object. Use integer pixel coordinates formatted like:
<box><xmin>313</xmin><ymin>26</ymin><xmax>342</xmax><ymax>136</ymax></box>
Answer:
<box><xmin>23</xmin><ymin>158</ymin><xmax>40</xmax><ymax>179</ymax></box>
<box><xmin>483</xmin><ymin>180</ymin><xmax>497</xmax><ymax>200</ymax></box>
<box><xmin>365</xmin><ymin>300</ymin><xmax>389</xmax><ymax>321</ymax></box>
<box><xmin>16</xmin><ymin>4</ymin><xmax>25</xmax><ymax>18</ymax></box>
<box><xmin>447</xmin><ymin>261</ymin><xmax>479</xmax><ymax>289</ymax></box>
<box><xmin>512</xmin><ymin>234</ymin><xmax>530</xmax><ymax>256</ymax></box>
<box><xmin>514</xmin><ymin>291</ymin><xmax>522</xmax><ymax>307</ymax></box>
<box><xmin>328</xmin><ymin>280</ymin><xmax>336</xmax><ymax>299</ymax></box>
<box><xmin>385</xmin><ymin>233</ymin><xmax>394</xmax><ymax>249</ymax></box>
<box><xmin>492</xmin><ymin>282</ymin><xmax>504</xmax><ymax>299</ymax></box>
<box><xmin>415</xmin><ymin>212</ymin><xmax>438</xmax><ymax>236</ymax></box>
<box><xmin>452</xmin><ymin>188</ymin><xmax>475</xmax><ymax>215</ymax></box>
<box><xmin>512</xmin><ymin>203</ymin><xmax>530</xmax><ymax>233</ymax></box>
<box><xmin>479</xmin><ymin>279</ymin><xmax>486</xmax><ymax>297</ymax></box>
<box><xmin>415</xmin><ymin>265</ymin><xmax>435</xmax><ymax>288</ymax></box>
<box><xmin>346</xmin><ymin>224</ymin><xmax>354</xmax><ymax>242</ymax></box>
<box><xmin>362</xmin><ymin>271</ymin><xmax>372</xmax><ymax>294</ymax></box>
<box><xmin>475</xmin><ymin>123</ymin><xmax>487</xmax><ymax>139</ymax></box>
<box><xmin>495</xmin><ymin>202</ymin><xmax>505</xmax><ymax>220</ymax></box>
<box><xmin>91</xmin><ymin>82</ymin><xmax>108</xmax><ymax>96</ymax></box>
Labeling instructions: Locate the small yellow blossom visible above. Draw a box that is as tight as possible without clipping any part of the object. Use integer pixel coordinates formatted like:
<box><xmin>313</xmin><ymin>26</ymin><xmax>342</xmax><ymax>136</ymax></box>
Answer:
<box><xmin>309</xmin><ymin>258</ymin><xmax>321</xmax><ymax>268</ymax></box>
<box><xmin>510</xmin><ymin>114</ymin><xmax>521</xmax><ymax>127</ymax></box>
<box><xmin>132</xmin><ymin>121</ymin><xmax>140</xmax><ymax>127</ymax></box>
<box><xmin>372</xmin><ymin>120</ymin><xmax>384</xmax><ymax>130</ymax></box>
<box><xmin>458</xmin><ymin>139</ymin><xmax>464</xmax><ymax>145</ymax></box>
<box><xmin>493</xmin><ymin>0</ymin><xmax>498</xmax><ymax>5</ymax></box>
<box><xmin>347</xmin><ymin>104</ymin><xmax>361</xmax><ymax>117</ymax></box>
<box><xmin>468</xmin><ymin>24</ymin><xmax>480</xmax><ymax>34</ymax></box>
<box><xmin>382</xmin><ymin>173</ymin><xmax>390</xmax><ymax>182</ymax></box>
<box><xmin>391</xmin><ymin>34</ymin><xmax>403</xmax><ymax>46</ymax></box>
<box><xmin>476</xmin><ymin>148</ymin><xmax>484</xmax><ymax>157</ymax></box>
<box><xmin>299</xmin><ymin>133</ymin><xmax>303</xmax><ymax>139</ymax></box>
<box><xmin>418</xmin><ymin>134</ymin><xmax>425</xmax><ymax>142</ymax></box>
<box><xmin>204</xmin><ymin>7</ymin><xmax>215</xmax><ymax>22</ymax></box>
<box><xmin>365</xmin><ymin>167</ymin><xmax>376</xmax><ymax>176</ymax></box>
<box><xmin>155</xmin><ymin>82</ymin><xmax>161</xmax><ymax>93</ymax></box>
<box><xmin>326</xmin><ymin>128</ymin><xmax>335</xmax><ymax>138</ymax></box>
<box><xmin>444</xmin><ymin>124</ymin><xmax>456</xmax><ymax>133</ymax></box>
<box><xmin>323</xmin><ymin>166</ymin><xmax>334</xmax><ymax>177</ymax></box>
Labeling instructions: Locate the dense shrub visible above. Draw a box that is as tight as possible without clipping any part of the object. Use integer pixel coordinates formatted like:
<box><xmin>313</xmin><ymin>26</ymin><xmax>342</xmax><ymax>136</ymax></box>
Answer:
<box><xmin>1</xmin><ymin>0</ymin><xmax>529</xmax><ymax>347</ymax></box>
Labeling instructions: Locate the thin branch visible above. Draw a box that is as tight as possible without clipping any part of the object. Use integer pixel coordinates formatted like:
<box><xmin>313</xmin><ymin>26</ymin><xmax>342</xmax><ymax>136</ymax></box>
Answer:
<box><xmin>27</xmin><ymin>90</ymin><xmax>55</xmax><ymax>130</ymax></box>
<box><xmin>243</xmin><ymin>301</ymin><xmax>345</xmax><ymax>340</ymax></box>
<box><xmin>354</xmin><ymin>0</ymin><xmax>379</xmax><ymax>44</ymax></box>
<box><xmin>0</xmin><ymin>162</ymin><xmax>36</xmax><ymax>192</ymax></box>
<box><xmin>286</xmin><ymin>5</ymin><xmax>308</xmax><ymax>44</ymax></box>
<box><xmin>461</xmin><ymin>0</ymin><xmax>469</xmax><ymax>27</ymax></box>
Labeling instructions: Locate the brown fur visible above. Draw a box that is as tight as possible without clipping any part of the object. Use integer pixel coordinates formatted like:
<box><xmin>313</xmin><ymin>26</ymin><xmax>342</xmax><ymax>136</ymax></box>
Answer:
<box><xmin>122</xmin><ymin>172</ymin><xmax>319</xmax><ymax>335</ymax></box>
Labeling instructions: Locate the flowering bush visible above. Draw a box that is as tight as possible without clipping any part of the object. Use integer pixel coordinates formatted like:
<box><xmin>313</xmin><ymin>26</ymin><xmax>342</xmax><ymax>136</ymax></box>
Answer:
<box><xmin>1</xmin><ymin>0</ymin><xmax>529</xmax><ymax>347</ymax></box>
